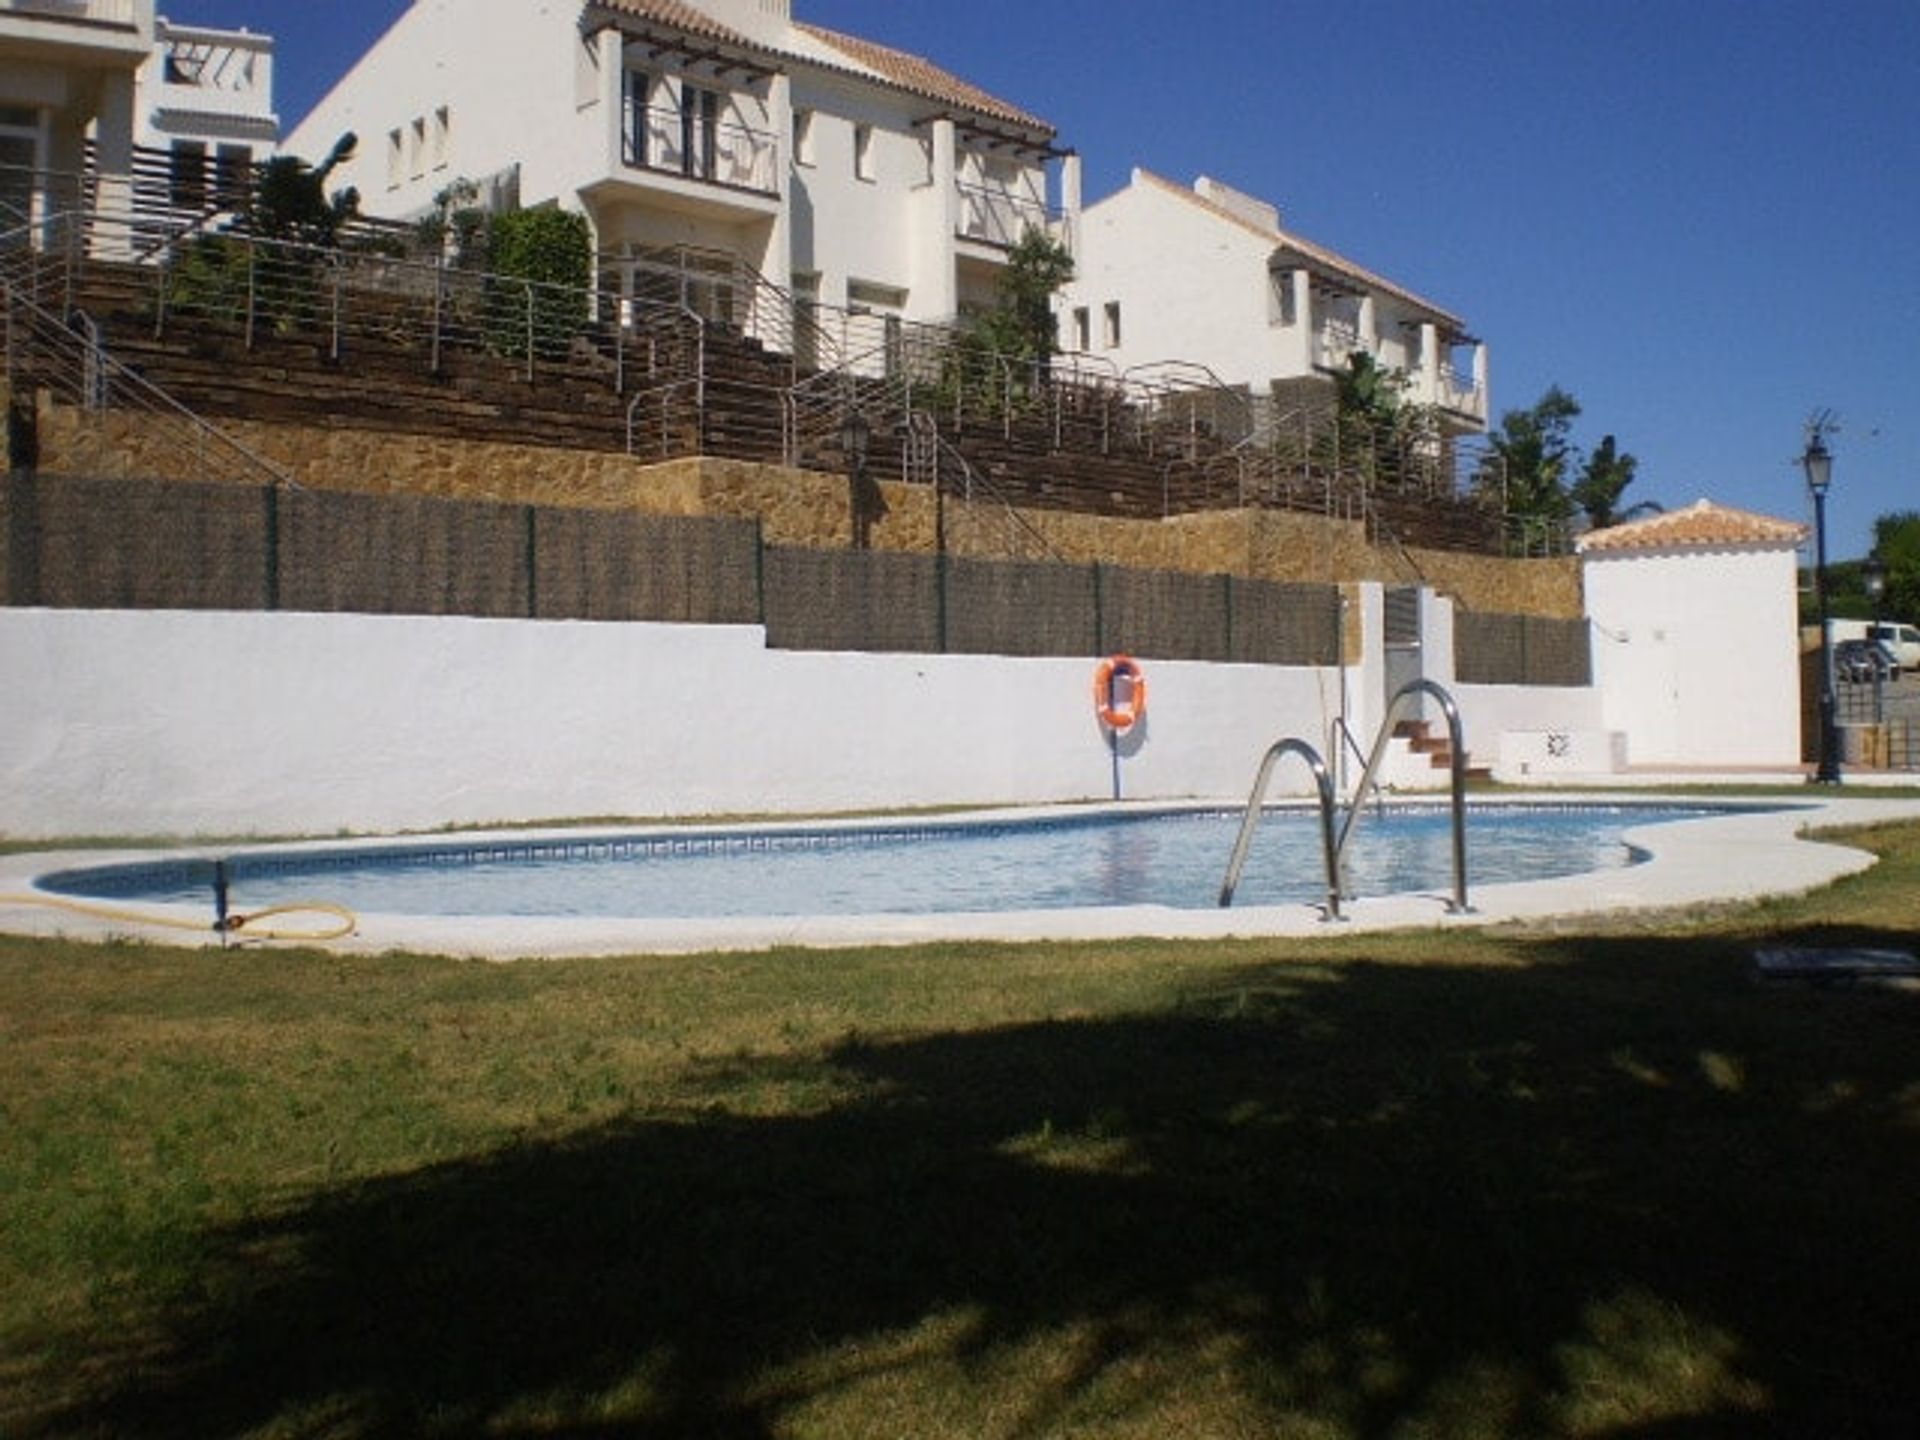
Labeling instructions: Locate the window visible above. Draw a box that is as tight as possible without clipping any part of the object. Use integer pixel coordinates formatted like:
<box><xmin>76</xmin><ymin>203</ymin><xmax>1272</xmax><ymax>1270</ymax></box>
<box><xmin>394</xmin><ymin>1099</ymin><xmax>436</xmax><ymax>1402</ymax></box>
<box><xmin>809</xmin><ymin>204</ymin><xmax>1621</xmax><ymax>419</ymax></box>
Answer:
<box><xmin>386</xmin><ymin>128</ymin><xmax>403</xmax><ymax>188</ymax></box>
<box><xmin>168</xmin><ymin>139</ymin><xmax>206</xmax><ymax>209</ymax></box>
<box><xmin>1103</xmin><ymin>301</ymin><xmax>1121</xmax><ymax>349</ymax></box>
<box><xmin>680</xmin><ymin>85</ymin><xmax>718</xmax><ymax>181</ymax></box>
<box><xmin>431</xmin><ymin>107</ymin><xmax>450</xmax><ymax>171</ymax></box>
<box><xmin>213</xmin><ymin>144</ymin><xmax>252</xmax><ymax>206</ymax></box>
<box><xmin>853</xmin><ymin>122</ymin><xmax>874</xmax><ymax>180</ymax></box>
<box><xmin>793</xmin><ymin>108</ymin><xmax>814</xmax><ymax>165</ymax></box>
<box><xmin>623</xmin><ymin>70</ymin><xmax>650</xmax><ymax>166</ymax></box>
<box><xmin>409</xmin><ymin>117</ymin><xmax>427</xmax><ymax>179</ymax></box>
<box><xmin>1268</xmin><ymin>269</ymin><xmax>1295</xmax><ymax>326</ymax></box>
<box><xmin>1071</xmin><ymin>305</ymin><xmax>1089</xmax><ymax>351</ymax></box>
<box><xmin>0</xmin><ymin>108</ymin><xmax>43</xmax><ymax>227</ymax></box>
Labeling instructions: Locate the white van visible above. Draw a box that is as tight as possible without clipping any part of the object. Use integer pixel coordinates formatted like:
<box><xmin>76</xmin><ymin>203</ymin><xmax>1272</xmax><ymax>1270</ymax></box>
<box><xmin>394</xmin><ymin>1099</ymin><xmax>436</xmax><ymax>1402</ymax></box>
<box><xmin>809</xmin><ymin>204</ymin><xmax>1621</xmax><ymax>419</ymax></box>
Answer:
<box><xmin>1869</xmin><ymin>622</ymin><xmax>1920</xmax><ymax>673</ymax></box>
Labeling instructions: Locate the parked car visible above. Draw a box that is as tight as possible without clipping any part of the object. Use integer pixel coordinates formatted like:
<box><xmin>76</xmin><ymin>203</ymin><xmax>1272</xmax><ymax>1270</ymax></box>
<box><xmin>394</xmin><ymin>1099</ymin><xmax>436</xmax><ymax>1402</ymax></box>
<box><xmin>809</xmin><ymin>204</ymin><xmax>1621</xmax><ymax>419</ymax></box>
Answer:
<box><xmin>1834</xmin><ymin>638</ymin><xmax>1898</xmax><ymax>684</ymax></box>
<box><xmin>1868</xmin><ymin>622</ymin><xmax>1920</xmax><ymax>673</ymax></box>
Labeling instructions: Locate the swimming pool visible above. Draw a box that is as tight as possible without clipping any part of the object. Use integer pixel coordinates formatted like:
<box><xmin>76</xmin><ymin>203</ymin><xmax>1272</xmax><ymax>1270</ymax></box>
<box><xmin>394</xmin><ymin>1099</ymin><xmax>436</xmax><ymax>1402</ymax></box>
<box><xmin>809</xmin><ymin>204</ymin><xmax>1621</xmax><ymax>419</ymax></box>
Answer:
<box><xmin>42</xmin><ymin>802</ymin><xmax>1735</xmax><ymax>921</ymax></box>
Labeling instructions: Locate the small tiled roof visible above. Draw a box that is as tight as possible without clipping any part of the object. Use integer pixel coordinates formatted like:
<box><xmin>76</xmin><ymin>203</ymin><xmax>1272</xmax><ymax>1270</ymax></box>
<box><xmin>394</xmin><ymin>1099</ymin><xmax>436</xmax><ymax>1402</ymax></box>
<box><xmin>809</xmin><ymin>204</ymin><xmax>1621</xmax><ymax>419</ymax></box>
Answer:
<box><xmin>589</xmin><ymin>3</ymin><xmax>1052</xmax><ymax>135</ymax></box>
<box><xmin>1130</xmin><ymin>171</ymin><xmax>1463</xmax><ymax>332</ymax></box>
<box><xmin>795</xmin><ymin>22</ymin><xmax>1052</xmax><ymax>133</ymax></box>
<box><xmin>1577</xmin><ymin>498</ymin><xmax>1807</xmax><ymax>554</ymax></box>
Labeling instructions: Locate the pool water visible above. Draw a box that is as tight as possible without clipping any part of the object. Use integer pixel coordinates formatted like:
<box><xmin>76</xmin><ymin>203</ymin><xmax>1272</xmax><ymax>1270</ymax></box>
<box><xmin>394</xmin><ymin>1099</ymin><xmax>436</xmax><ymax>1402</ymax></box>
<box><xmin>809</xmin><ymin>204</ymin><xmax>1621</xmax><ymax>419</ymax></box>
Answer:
<box><xmin>46</xmin><ymin>804</ymin><xmax>1728</xmax><ymax>920</ymax></box>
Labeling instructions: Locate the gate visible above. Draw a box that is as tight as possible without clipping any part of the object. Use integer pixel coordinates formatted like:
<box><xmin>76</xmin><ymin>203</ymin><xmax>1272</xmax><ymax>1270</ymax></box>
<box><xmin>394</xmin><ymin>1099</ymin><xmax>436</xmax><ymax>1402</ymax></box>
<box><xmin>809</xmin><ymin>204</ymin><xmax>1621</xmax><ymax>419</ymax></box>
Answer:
<box><xmin>1383</xmin><ymin>586</ymin><xmax>1423</xmax><ymax>718</ymax></box>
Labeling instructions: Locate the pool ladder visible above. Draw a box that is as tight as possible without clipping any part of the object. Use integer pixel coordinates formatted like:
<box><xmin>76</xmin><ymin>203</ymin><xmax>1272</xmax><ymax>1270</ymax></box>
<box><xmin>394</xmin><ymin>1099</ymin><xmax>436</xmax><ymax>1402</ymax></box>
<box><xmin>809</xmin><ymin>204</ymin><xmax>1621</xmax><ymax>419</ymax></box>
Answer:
<box><xmin>1219</xmin><ymin>679</ymin><xmax>1471</xmax><ymax>918</ymax></box>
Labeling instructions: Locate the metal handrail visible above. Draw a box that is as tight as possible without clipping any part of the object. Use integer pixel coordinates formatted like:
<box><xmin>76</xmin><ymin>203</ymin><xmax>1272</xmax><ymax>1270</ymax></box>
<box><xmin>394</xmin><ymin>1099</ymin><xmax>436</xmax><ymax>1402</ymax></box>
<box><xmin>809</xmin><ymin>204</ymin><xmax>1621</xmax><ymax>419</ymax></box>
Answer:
<box><xmin>1218</xmin><ymin>737</ymin><xmax>1341</xmax><ymax>919</ymax></box>
<box><xmin>1331</xmin><ymin>715</ymin><xmax>1386</xmax><ymax>814</ymax></box>
<box><xmin>907</xmin><ymin>409</ymin><xmax>1064</xmax><ymax>562</ymax></box>
<box><xmin>2</xmin><ymin>280</ymin><xmax>299</xmax><ymax>490</ymax></box>
<box><xmin>1333</xmin><ymin>679</ymin><xmax>1470</xmax><ymax>913</ymax></box>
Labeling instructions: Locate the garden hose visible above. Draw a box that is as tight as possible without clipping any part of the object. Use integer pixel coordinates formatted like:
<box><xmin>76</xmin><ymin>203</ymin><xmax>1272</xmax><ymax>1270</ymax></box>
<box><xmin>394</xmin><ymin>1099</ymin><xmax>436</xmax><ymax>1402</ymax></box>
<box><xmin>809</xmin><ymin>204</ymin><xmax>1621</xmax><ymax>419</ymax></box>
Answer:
<box><xmin>0</xmin><ymin>892</ymin><xmax>358</xmax><ymax>943</ymax></box>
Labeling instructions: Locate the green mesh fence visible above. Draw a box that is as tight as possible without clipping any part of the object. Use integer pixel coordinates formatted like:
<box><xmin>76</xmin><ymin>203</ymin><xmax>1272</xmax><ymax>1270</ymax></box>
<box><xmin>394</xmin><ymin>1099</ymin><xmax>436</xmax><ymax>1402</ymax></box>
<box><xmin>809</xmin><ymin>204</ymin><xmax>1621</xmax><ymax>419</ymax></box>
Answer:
<box><xmin>1455</xmin><ymin>611</ymin><xmax>1592</xmax><ymax>686</ymax></box>
<box><xmin>5</xmin><ymin>471</ymin><xmax>1352</xmax><ymax>668</ymax></box>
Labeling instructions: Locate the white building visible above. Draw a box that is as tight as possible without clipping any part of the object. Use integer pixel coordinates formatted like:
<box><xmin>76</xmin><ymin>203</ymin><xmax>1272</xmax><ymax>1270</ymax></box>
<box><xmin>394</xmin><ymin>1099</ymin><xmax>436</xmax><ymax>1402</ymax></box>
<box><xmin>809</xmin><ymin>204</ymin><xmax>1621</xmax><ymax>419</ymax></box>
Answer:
<box><xmin>0</xmin><ymin>0</ymin><xmax>153</xmax><ymax>228</ymax></box>
<box><xmin>1056</xmin><ymin>169</ymin><xmax>1488</xmax><ymax>431</ymax></box>
<box><xmin>1579</xmin><ymin>499</ymin><xmax>1808</xmax><ymax>769</ymax></box>
<box><xmin>135</xmin><ymin>14</ymin><xmax>278</xmax><ymax>215</ymax></box>
<box><xmin>286</xmin><ymin>0</ymin><xmax>1069</xmax><ymax>341</ymax></box>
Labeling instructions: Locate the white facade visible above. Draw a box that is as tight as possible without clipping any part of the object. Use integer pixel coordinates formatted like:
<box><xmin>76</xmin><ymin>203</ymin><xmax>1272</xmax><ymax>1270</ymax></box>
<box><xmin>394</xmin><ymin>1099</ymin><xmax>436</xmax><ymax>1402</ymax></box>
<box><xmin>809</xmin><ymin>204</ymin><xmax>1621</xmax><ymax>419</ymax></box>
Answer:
<box><xmin>134</xmin><ymin>17</ymin><xmax>278</xmax><ymax>216</ymax></box>
<box><xmin>1055</xmin><ymin>170</ymin><xmax>1488</xmax><ymax>429</ymax></box>
<box><xmin>285</xmin><ymin>0</ymin><xmax>1063</xmax><ymax>333</ymax></box>
<box><xmin>1580</xmin><ymin>502</ymin><xmax>1807</xmax><ymax>768</ymax></box>
<box><xmin>0</xmin><ymin>0</ymin><xmax>153</xmax><ymax>227</ymax></box>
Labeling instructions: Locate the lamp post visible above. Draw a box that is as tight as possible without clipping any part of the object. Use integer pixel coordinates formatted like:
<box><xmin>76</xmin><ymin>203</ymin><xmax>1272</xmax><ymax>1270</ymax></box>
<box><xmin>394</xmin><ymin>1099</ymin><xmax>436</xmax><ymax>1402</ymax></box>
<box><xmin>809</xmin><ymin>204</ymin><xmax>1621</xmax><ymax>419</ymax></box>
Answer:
<box><xmin>1864</xmin><ymin>551</ymin><xmax>1887</xmax><ymax>724</ymax></box>
<box><xmin>1804</xmin><ymin>430</ymin><xmax>1840</xmax><ymax>783</ymax></box>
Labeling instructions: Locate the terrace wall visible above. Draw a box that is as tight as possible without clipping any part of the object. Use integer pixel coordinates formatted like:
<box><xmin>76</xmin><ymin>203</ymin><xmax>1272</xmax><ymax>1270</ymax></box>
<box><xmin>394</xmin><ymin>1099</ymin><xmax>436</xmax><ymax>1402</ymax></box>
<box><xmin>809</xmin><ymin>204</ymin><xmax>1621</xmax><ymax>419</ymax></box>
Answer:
<box><xmin>25</xmin><ymin>398</ymin><xmax>1585</xmax><ymax>618</ymax></box>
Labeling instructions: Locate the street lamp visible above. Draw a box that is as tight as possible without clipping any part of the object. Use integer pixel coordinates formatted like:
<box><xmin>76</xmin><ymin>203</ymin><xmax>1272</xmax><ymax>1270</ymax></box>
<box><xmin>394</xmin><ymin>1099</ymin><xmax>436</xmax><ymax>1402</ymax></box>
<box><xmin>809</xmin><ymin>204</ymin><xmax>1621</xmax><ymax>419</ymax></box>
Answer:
<box><xmin>1803</xmin><ymin>430</ymin><xmax>1840</xmax><ymax>783</ymax></box>
<box><xmin>1864</xmin><ymin>551</ymin><xmax>1887</xmax><ymax>723</ymax></box>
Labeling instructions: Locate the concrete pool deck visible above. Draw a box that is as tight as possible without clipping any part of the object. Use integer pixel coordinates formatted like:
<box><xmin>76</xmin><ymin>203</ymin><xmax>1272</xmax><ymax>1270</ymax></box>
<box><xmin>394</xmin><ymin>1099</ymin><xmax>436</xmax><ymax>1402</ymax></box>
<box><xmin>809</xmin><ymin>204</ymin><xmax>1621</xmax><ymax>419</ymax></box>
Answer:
<box><xmin>4</xmin><ymin>788</ymin><xmax>1919</xmax><ymax>958</ymax></box>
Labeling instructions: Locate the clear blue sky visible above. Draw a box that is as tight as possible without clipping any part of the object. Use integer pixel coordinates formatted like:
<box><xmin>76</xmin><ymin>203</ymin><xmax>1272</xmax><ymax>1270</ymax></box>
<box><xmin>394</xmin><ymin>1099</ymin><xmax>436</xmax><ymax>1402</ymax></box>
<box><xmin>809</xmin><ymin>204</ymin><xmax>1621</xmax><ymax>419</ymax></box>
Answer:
<box><xmin>182</xmin><ymin>0</ymin><xmax>1917</xmax><ymax>560</ymax></box>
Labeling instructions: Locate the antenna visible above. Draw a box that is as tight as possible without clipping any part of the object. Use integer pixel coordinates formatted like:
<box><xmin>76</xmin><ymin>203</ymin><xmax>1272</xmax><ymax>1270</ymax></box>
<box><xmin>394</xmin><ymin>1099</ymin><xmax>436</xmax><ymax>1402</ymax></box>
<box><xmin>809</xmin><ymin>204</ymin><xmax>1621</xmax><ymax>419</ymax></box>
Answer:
<box><xmin>1803</xmin><ymin>408</ymin><xmax>1840</xmax><ymax>446</ymax></box>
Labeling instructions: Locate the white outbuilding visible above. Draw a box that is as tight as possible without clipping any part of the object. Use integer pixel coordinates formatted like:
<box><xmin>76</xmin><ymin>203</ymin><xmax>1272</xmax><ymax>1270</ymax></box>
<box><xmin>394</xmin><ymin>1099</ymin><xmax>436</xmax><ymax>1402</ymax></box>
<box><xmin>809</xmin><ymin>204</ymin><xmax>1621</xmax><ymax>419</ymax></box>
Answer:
<box><xmin>1578</xmin><ymin>499</ymin><xmax>1809</xmax><ymax>769</ymax></box>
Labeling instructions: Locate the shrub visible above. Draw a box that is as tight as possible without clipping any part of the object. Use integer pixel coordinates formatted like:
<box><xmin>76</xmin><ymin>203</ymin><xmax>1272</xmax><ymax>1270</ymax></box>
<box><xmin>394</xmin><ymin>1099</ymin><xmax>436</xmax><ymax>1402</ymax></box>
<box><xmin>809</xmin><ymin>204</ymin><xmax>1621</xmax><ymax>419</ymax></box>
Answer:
<box><xmin>485</xmin><ymin>207</ymin><xmax>592</xmax><ymax>361</ymax></box>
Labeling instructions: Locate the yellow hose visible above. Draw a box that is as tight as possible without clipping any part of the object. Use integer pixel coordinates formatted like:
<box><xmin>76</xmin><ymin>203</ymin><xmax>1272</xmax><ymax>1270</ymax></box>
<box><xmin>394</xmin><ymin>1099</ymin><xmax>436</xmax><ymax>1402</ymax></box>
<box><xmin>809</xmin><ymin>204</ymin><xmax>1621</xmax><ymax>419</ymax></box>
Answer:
<box><xmin>222</xmin><ymin>903</ymin><xmax>359</xmax><ymax>943</ymax></box>
<box><xmin>0</xmin><ymin>893</ymin><xmax>357</xmax><ymax>943</ymax></box>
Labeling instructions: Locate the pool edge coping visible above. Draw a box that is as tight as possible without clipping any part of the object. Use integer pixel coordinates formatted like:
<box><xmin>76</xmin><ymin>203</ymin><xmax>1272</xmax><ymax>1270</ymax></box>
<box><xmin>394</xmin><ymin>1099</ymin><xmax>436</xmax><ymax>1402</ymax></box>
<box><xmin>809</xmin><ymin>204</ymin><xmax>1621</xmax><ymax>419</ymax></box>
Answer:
<box><xmin>7</xmin><ymin>792</ymin><xmax>1920</xmax><ymax>957</ymax></box>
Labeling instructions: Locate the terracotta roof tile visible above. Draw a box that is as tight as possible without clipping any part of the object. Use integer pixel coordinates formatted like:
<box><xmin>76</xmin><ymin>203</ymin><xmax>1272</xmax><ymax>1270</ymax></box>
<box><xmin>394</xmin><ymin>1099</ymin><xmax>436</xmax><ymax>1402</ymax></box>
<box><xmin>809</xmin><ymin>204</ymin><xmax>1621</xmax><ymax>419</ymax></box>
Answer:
<box><xmin>589</xmin><ymin>5</ymin><xmax>1052</xmax><ymax>135</ymax></box>
<box><xmin>591</xmin><ymin>0</ymin><xmax>757</xmax><ymax>48</ymax></box>
<box><xmin>1576</xmin><ymin>498</ymin><xmax>1807</xmax><ymax>554</ymax></box>
<box><xmin>795</xmin><ymin>21</ymin><xmax>1051</xmax><ymax>132</ymax></box>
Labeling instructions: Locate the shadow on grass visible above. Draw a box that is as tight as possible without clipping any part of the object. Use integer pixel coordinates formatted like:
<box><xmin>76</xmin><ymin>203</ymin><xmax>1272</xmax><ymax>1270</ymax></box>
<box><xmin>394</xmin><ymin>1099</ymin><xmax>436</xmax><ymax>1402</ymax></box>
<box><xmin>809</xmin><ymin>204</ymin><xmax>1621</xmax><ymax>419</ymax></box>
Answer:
<box><xmin>33</xmin><ymin>927</ymin><xmax>1920</xmax><ymax>1438</ymax></box>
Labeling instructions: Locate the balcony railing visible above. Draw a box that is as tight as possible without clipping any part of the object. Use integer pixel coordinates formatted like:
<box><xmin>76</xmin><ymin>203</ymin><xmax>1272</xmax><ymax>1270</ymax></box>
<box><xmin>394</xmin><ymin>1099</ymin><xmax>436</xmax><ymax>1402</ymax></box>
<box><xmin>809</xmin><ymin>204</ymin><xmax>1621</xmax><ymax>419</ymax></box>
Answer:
<box><xmin>1</xmin><ymin>0</ymin><xmax>139</xmax><ymax>25</ymax></box>
<box><xmin>955</xmin><ymin>180</ymin><xmax>1054</xmax><ymax>249</ymax></box>
<box><xmin>1314</xmin><ymin>319</ymin><xmax>1361</xmax><ymax>372</ymax></box>
<box><xmin>1435</xmin><ymin>364</ymin><xmax>1484</xmax><ymax>417</ymax></box>
<box><xmin>623</xmin><ymin>104</ymin><xmax>779</xmax><ymax>197</ymax></box>
<box><xmin>153</xmin><ymin>33</ymin><xmax>272</xmax><ymax>122</ymax></box>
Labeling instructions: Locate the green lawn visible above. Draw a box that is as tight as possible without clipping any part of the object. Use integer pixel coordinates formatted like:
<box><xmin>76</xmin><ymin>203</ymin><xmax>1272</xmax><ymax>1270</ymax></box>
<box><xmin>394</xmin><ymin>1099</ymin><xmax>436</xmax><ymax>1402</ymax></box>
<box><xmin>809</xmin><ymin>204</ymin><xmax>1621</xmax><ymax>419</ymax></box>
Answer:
<box><xmin>3</xmin><ymin>822</ymin><xmax>1919</xmax><ymax>1437</ymax></box>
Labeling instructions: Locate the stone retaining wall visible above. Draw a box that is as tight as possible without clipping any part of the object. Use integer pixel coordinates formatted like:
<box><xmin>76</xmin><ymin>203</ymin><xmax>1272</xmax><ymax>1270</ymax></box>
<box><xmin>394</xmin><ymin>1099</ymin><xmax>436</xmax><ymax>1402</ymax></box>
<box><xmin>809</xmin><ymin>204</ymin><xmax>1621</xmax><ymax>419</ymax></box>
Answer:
<box><xmin>30</xmin><ymin>397</ymin><xmax>1584</xmax><ymax>618</ymax></box>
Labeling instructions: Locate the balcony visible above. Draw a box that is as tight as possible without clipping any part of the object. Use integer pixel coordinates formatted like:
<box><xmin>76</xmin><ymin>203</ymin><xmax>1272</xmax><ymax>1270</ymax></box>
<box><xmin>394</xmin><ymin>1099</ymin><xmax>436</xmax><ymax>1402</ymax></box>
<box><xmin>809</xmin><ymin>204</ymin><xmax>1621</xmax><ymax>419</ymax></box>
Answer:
<box><xmin>1313</xmin><ymin>318</ymin><xmax>1362</xmax><ymax>373</ymax></box>
<box><xmin>955</xmin><ymin>180</ymin><xmax>1056</xmax><ymax>250</ymax></box>
<box><xmin>1431</xmin><ymin>363</ymin><xmax>1486</xmax><ymax>423</ymax></box>
<box><xmin>617</xmin><ymin>103</ymin><xmax>780</xmax><ymax>217</ymax></box>
<box><xmin>151</xmin><ymin>26</ymin><xmax>274</xmax><ymax>131</ymax></box>
<box><xmin>0</xmin><ymin>0</ymin><xmax>149</xmax><ymax>62</ymax></box>
<box><xmin>2</xmin><ymin>0</ymin><xmax>138</xmax><ymax>21</ymax></box>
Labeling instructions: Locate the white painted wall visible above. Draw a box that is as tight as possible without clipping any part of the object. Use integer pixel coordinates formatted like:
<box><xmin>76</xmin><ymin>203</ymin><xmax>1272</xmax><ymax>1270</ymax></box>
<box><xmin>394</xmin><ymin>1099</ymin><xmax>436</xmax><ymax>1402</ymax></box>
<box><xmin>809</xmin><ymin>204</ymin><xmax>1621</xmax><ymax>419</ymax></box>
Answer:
<box><xmin>1058</xmin><ymin>174</ymin><xmax>1275</xmax><ymax>381</ymax></box>
<box><xmin>1055</xmin><ymin>170</ymin><xmax>1487</xmax><ymax>424</ymax></box>
<box><xmin>287</xmin><ymin>0</ymin><xmax>591</xmax><ymax>217</ymax></box>
<box><xmin>0</xmin><ymin>610</ymin><xmax>1351</xmax><ymax>839</ymax></box>
<box><xmin>1583</xmin><ymin>544</ymin><xmax>1803</xmax><ymax>767</ymax></box>
<box><xmin>286</xmin><ymin>0</ymin><xmax>1051</xmax><ymax>330</ymax></box>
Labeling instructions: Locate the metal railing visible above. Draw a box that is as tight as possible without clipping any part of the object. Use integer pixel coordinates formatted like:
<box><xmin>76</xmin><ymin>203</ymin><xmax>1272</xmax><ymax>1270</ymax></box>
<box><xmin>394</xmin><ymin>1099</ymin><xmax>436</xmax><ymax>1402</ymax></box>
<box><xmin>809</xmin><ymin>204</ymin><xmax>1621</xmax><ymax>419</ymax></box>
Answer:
<box><xmin>622</xmin><ymin>104</ymin><xmax>780</xmax><ymax>195</ymax></box>
<box><xmin>1218</xmin><ymin>738</ymin><xmax>1342</xmax><ymax>918</ymax></box>
<box><xmin>954</xmin><ymin>180</ymin><xmax>1055</xmax><ymax>248</ymax></box>
<box><xmin>2</xmin><ymin>277</ymin><xmax>296</xmax><ymax>489</ymax></box>
<box><xmin>1334</xmin><ymin>679</ymin><xmax>1470</xmax><ymax>912</ymax></box>
<box><xmin>906</xmin><ymin>409</ymin><xmax>1064</xmax><ymax>562</ymax></box>
<box><xmin>4</xmin><ymin>165</ymin><xmax>1524</xmax><ymax>556</ymax></box>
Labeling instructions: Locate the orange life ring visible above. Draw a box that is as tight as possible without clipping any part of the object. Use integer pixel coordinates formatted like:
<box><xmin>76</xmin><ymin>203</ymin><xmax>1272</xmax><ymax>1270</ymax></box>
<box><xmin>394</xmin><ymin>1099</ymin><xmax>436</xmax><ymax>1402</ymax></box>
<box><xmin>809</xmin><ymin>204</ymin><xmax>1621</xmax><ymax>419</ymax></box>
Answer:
<box><xmin>1093</xmin><ymin>654</ymin><xmax>1147</xmax><ymax>732</ymax></box>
